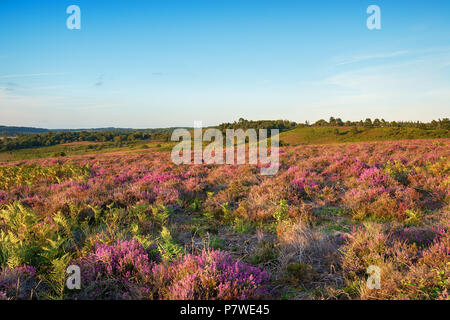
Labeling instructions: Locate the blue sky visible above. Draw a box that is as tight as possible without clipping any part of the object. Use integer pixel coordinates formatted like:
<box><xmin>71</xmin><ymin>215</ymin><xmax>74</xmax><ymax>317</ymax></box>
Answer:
<box><xmin>0</xmin><ymin>0</ymin><xmax>449</xmax><ymax>128</ymax></box>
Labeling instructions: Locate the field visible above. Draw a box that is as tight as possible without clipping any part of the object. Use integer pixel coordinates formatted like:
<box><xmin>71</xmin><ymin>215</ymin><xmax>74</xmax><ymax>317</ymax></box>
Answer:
<box><xmin>0</xmin><ymin>137</ymin><xmax>448</xmax><ymax>300</ymax></box>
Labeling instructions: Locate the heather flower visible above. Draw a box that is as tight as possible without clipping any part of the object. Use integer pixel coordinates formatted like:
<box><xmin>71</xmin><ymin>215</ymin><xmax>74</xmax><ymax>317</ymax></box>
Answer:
<box><xmin>358</xmin><ymin>167</ymin><xmax>388</xmax><ymax>186</ymax></box>
<box><xmin>0</xmin><ymin>265</ymin><xmax>38</xmax><ymax>300</ymax></box>
<box><xmin>391</xmin><ymin>226</ymin><xmax>446</xmax><ymax>247</ymax></box>
<box><xmin>151</xmin><ymin>250</ymin><xmax>270</xmax><ymax>300</ymax></box>
<box><xmin>114</xmin><ymin>172</ymin><xmax>135</xmax><ymax>184</ymax></box>
<box><xmin>78</xmin><ymin>239</ymin><xmax>156</xmax><ymax>284</ymax></box>
<box><xmin>287</xmin><ymin>168</ymin><xmax>320</xmax><ymax>196</ymax></box>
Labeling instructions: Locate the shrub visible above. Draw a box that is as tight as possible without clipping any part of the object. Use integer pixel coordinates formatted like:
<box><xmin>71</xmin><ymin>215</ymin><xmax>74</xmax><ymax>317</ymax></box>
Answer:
<box><xmin>151</xmin><ymin>250</ymin><xmax>270</xmax><ymax>300</ymax></box>
<box><xmin>272</xmin><ymin>200</ymin><xmax>289</xmax><ymax>223</ymax></box>
<box><xmin>73</xmin><ymin>239</ymin><xmax>157</xmax><ymax>299</ymax></box>
<box><xmin>0</xmin><ymin>203</ymin><xmax>49</xmax><ymax>268</ymax></box>
<box><xmin>284</xmin><ymin>263</ymin><xmax>316</xmax><ymax>284</ymax></box>
<box><xmin>383</xmin><ymin>160</ymin><xmax>410</xmax><ymax>184</ymax></box>
<box><xmin>248</xmin><ymin>241</ymin><xmax>277</xmax><ymax>265</ymax></box>
<box><xmin>0</xmin><ymin>265</ymin><xmax>39</xmax><ymax>300</ymax></box>
<box><xmin>158</xmin><ymin>227</ymin><xmax>184</xmax><ymax>262</ymax></box>
<box><xmin>341</xmin><ymin>223</ymin><xmax>449</xmax><ymax>299</ymax></box>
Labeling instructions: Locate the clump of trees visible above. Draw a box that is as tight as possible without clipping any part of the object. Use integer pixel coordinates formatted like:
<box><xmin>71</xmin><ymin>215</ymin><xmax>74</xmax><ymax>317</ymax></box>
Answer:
<box><xmin>218</xmin><ymin>118</ymin><xmax>297</xmax><ymax>132</ymax></box>
<box><xmin>311</xmin><ymin>117</ymin><xmax>450</xmax><ymax>130</ymax></box>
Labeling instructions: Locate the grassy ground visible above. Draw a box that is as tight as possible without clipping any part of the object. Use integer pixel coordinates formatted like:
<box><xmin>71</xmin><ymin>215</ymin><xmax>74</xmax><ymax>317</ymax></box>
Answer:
<box><xmin>279</xmin><ymin>126</ymin><xmax>450</xmax><ymax>146</ymax></box>
<box><xmin>0</xmin><ymin>140</ymin><xmax>176</xmax><ymax>162</ymax></box>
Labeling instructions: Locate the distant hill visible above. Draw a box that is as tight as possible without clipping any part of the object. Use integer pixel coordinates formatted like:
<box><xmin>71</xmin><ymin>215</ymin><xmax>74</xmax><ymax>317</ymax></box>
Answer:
<box><xmin>0</xmin><ymin>125</ymin><xmax>194</xmax><ymax>152</ymax></box>
<box><xmin>0</xmin><ymin>126</ymin><xmax>49</xmax><ymax>136</ymax></box>
<box><xmin>0</xmin><ymin>125</ymin><xmax>145</xmax><ymax>137</ymax></box>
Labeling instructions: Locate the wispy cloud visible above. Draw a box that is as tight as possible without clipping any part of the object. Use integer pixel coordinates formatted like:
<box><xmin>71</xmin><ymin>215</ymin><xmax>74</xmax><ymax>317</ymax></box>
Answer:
<box><xmin>94</xmin><ymin>74</ymin><xmax>104</xmax><ymax>87</ymax></box>
<box><xmin>336</xmin><ymin>47</ymin><xmax>450</xmax><ymax>66</ymax></box>
<box><xmin>3</xmin><ymin>82</ymin><xmax>19</xmax><ymax>91</ymax></box>
<box><xmin>0</xmin><ymin>73</ymin><xmax>65</xmax><ymax>79</ymax></box>
<box><xmin>336</xmin><ymin>51</ymin><xmax>411</xmax><ymax>66</ymax></box>
<box><xmin>0</xmin><ymin>87</ymin><xmax>125</xmax><ymax>128</ymax></box>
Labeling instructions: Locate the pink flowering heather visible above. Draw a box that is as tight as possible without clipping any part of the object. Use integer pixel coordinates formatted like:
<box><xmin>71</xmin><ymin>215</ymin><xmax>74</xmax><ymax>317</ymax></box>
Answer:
<box><xmin>287</xmin><ymin>168</ymin><xmax>320</xmax><ymax>196</ymax></box>
<box><xmin>151</xmin><ymin>250</ymin><xmax>270</xmax><ymax>300</ymax></box>
<box><xmin>75</xmin><ymin>245</ymin><xmax>269</xmax><ymax>300</ymax></box>
<box><xmin>79</xmin><ymin>239</ymin><xmax>156</xmax><ymax>284</ymax></box>
<box><xmin>0</xmin><ymin>138</ymin><xmax>448</xmax><ymax>300</ymax></box>
<box><xmin>0</xmin><ymin>265</ymin><xmax>37</xmax><ymax>300</ymax></box>
<box><xmin>391</xmin><ymin>226</ymin><xmax>447</xmax><ymax>247</ymax></box>
<box><xmin>358</xmin><ymin>167</ymin><xmax>389</xmax><ymax>187</ymax></box>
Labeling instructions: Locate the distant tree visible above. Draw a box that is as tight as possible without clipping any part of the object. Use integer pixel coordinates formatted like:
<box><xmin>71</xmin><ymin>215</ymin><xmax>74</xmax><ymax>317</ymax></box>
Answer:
<box><xmin>364</xmin><ymin>118</ymin><xmax>373</xmax><ymax>128</ymax></box>
<box><xmin>440</xmin><ymin>118</ymin><xmax>450</xmax><ymax>130</ymax></box>
<box><xmin>127</xmin><ymin>134</ymin><xmax>136</xmax><ymax>142</ymax></box>
<box><xmin>373</xmin><ymin>119</ymin><xmax>381</xmax><ymax>127</ymax></box>
<box><xmin>113</xmin><ymin>136</ymin><xmax>123</xmax><ymax>146</ymax></box>
<box><xmin>329</xmin><ymin>117</ymin><xmax>336</xmax><ymax>126</ymax></box>
<box><xmin>417</xmin><ymin>122</ymin><xmax>426</xmax><ymax>129</ymax></box>
<box><xmin>314</xmin><ymin>119</ymin><xmax>328</xmax><ymax>127</ymax></box>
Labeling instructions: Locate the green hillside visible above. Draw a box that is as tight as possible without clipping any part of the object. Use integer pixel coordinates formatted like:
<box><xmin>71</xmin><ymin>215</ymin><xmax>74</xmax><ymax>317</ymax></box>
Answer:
<box><xmin>279</xmin><ymin>126</ymin><xmax>450</xmax><ymax>146</ymax></box>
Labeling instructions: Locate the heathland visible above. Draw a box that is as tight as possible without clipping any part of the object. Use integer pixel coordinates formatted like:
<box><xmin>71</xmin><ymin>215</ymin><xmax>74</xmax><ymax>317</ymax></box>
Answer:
<box><xmin>0</xmin><ymin>120</ymin><xmax>448</xmax><ymax>300</ymax></box>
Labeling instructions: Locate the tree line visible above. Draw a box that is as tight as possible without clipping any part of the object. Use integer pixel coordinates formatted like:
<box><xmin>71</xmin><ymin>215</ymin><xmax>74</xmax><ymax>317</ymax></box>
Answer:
<box><xmin>0</xmin><ymin>130</ymin><xmax>173</xmax><ymax>152</ymax></box>
<box><xmin>217</xmin><ymin>117</ymin><xmax>450</xmax><ymax>131</ymax></box>
<box><xmin>310</xmin><ymin>117</ymin><xmax>450</xmax><ymax>130</ymax></box>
